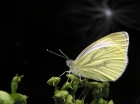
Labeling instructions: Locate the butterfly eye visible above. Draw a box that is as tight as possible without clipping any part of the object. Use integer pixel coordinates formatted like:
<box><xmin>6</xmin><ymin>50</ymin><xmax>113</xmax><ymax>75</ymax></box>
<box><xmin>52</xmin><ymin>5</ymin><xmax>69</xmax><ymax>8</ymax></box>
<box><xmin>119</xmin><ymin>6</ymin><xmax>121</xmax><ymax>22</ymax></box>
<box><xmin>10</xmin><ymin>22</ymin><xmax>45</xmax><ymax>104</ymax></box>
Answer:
<box><xmin>66</xmin><ymin>60</ymin><xmax>70</xmax><ymax>67</ymax></box>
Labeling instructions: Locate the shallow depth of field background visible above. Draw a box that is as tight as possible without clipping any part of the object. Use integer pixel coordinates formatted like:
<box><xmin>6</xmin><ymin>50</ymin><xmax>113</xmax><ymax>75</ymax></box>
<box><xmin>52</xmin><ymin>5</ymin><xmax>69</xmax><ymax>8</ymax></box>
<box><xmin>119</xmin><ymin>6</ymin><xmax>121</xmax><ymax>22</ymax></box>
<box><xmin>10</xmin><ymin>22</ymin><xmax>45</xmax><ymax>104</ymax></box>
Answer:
<box><xmin>0</xmin><ymin>0</ymin><xmax>140</xmax><ymax>104</ymax></box>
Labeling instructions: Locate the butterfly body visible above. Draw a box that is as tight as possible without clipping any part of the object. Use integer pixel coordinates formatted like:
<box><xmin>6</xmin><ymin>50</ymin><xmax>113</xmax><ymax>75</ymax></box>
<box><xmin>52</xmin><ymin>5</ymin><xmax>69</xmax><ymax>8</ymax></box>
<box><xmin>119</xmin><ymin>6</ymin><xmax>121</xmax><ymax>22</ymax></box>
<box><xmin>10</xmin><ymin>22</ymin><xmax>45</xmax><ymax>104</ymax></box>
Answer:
<box><xmin>66</xmin><ymin>32</ymin><xmax>129</xmax><ymax>81</ymax></box>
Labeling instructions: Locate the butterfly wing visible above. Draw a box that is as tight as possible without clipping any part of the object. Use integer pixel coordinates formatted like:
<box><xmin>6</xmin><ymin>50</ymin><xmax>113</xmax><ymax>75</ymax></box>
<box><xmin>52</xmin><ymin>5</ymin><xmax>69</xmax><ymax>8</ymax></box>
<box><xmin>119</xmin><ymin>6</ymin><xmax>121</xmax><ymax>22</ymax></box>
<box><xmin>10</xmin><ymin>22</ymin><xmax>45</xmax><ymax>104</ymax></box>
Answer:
<box><xmin>74</xmin><ymin>32</ymin><xmax>129</xmax><ymax>81</ymax></box>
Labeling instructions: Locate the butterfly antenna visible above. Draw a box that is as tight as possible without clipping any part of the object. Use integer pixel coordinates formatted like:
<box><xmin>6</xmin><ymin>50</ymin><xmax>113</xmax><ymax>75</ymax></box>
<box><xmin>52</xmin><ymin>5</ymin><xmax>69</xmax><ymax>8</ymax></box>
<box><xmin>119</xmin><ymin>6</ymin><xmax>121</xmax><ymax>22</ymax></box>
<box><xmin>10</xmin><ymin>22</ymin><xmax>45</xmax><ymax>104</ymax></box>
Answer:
<box><xmin>59</xmin><ymin>49</ymin><xmax>69</xmax><ymax>60</ymax></box>
<box><xmin>47</xmin><ymin>49</ymin><xmax>67</xmax><ymax>59</ymax></box>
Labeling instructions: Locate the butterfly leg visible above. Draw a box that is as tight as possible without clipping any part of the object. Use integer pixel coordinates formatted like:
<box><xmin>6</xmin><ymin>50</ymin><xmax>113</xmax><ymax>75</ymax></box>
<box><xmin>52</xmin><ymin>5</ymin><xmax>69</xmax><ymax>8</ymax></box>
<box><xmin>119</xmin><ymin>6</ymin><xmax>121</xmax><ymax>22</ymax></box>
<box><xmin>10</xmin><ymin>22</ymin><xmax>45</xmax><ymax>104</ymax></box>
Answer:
<box><xmin>59</xmin><ymin>71</ymin><xmax>71</xmax><ymax>77</ymax></box>
<box><xmin>78</xmin><ymin>73</ymin><xmax>83</xmax><ymax>85</ymax></box>
<box><xmin>59</xmin><ymin>70</ymin><xmax>72</xmax><ymax>82</ymax></box>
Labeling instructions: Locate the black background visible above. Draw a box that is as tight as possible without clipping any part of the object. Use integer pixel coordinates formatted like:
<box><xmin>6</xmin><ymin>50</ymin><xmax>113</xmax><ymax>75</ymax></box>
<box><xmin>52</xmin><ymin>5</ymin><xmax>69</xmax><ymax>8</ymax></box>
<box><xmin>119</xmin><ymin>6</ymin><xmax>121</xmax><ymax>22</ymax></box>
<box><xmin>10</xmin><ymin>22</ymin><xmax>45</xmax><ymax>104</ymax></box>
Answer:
<box><xmin>0</xmin><ymin>0</ymin><xmax>140</xmax><ymax>104</ymax></box>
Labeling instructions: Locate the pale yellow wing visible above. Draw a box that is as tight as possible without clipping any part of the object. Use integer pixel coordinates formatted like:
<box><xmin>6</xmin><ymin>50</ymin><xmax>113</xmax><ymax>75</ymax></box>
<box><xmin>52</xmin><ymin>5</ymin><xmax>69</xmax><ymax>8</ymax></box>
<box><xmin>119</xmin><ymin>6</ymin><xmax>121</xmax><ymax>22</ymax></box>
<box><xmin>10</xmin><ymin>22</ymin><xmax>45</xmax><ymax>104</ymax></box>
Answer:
<box><xmin>74</xmin><ymin>32</ymin><xmax>129</xmax><ymax>81</ymax></box>
<box><xmin>75</xmin><ymin>32</ymin><xmax>129</xmax><ymax>61</ymax></box>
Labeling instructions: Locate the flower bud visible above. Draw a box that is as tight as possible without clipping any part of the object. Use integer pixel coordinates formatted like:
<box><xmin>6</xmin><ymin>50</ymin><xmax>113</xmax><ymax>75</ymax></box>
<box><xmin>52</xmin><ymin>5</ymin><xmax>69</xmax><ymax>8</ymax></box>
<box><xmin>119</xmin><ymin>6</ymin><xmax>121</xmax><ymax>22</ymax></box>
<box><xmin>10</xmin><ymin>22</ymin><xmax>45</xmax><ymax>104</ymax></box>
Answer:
<box><xmin>47</xmin><ymin>77</ymin><xmax>61</xmax><ymax>87</ymax></box>
<box><xmin>11</xmin><ymin>74</ymin><xmax>24</xmax><ymax>94</ymax></box>
<box><xmin>11</xmin><ymin>93</ymin><xmax>27</xmax><ymax>104</ymax></box>
<box><xmin>0</xmin><ymin>90</ymin><xmax>14</xmax><ymax>104</ymax></box>
<box><xmin>54</xmin><ymin>90</ymin><xmax>69</xmax><ymax>100</ymax></box>
<box><xmin>60</xmin><ymin>82</ymin><xmax>72</xmax><ymax>90</ymax></box>
<box><xmin>74</xmin><ymin>99</ymin><xmax>84</xmax><ymax>104</ymax></box>
<box><xmin>98</xmin><ymin>98</ymin><xmax>106</xmax><ymax>104</ymax></box>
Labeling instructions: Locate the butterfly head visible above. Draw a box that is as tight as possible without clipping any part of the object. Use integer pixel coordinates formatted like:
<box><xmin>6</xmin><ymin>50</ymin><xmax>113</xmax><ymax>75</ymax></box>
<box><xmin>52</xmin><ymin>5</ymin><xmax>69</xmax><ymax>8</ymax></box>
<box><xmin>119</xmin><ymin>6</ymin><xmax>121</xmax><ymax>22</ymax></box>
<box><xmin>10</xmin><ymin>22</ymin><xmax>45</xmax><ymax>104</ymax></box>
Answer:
<box><xmin>66</xmin><ymin>60</ymin><xmax>74</xmax><ymax>68</ymax></box>
<box><xmin>66</xmin><ymin>59</ymin><xmax>80</xmax><ymax>76</ymax></box>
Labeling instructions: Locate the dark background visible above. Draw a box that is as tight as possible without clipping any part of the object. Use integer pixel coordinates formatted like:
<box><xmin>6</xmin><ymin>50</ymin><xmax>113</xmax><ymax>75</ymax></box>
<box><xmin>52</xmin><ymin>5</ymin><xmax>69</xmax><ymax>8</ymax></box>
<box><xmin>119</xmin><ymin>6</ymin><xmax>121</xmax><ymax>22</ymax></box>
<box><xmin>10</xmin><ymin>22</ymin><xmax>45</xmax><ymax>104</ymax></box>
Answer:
<box><xmin>0</xmin><ymin>0</ymin><xmax>140</xmax><ymax>104</ymax></box>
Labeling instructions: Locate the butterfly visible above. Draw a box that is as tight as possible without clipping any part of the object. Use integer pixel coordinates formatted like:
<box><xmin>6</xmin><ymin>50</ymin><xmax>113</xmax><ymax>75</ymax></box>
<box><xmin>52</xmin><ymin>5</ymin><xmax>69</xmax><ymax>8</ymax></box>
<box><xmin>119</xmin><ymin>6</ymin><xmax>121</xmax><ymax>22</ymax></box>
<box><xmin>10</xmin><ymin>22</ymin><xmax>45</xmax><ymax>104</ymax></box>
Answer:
<box><xmin>47</xmin><ymin>31</ymin><xmax>129</xmax><ymax>81</ymax></box>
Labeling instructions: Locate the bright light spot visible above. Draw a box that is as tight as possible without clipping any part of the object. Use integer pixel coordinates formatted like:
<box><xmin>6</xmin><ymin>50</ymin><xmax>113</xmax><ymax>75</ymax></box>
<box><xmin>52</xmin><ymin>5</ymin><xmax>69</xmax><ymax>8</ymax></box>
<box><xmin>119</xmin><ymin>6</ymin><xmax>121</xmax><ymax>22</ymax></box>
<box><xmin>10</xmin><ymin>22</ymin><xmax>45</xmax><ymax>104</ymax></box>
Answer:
<box><xmin>103</xmin><ymin>8</ymin><xmax>112</xmax><ymax>17</ymax></box>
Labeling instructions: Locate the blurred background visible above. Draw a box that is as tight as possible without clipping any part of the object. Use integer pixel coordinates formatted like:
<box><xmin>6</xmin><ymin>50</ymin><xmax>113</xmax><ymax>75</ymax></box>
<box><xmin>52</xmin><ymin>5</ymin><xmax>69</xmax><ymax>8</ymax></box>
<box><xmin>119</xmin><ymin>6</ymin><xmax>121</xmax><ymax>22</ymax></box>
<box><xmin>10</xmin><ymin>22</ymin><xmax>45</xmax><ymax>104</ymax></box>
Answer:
<box><xmin>0</xmin><ymin>0</ymin><xmax>140</xmax><ymax>104</ymax></box>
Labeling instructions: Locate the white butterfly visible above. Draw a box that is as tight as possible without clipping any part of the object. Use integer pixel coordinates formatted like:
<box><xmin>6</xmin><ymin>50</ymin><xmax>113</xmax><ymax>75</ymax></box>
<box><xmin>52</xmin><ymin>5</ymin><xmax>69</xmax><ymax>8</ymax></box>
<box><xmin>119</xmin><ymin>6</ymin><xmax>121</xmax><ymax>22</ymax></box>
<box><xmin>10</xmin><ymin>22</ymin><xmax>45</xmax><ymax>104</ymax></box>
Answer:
<box><xmin>48</xmin><ymin>31</ymin><xmax>129</xmax><ymax>81</ymax></box>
